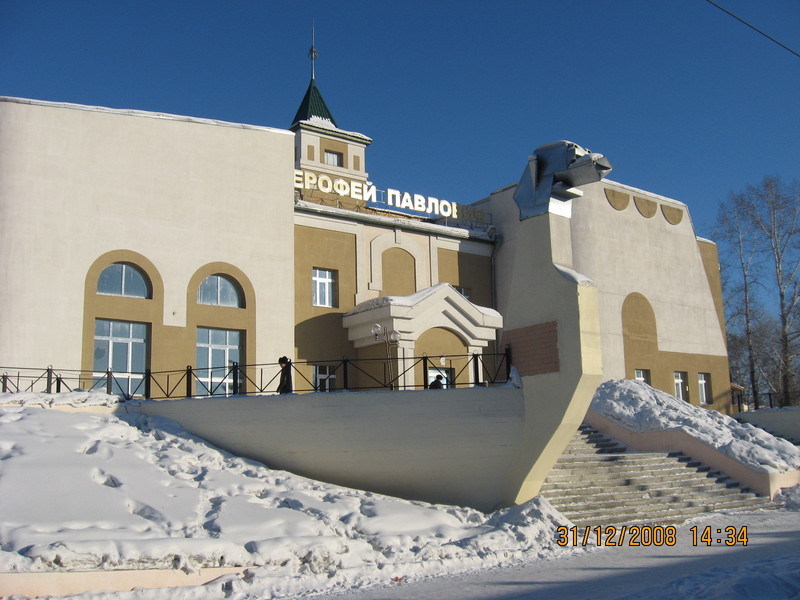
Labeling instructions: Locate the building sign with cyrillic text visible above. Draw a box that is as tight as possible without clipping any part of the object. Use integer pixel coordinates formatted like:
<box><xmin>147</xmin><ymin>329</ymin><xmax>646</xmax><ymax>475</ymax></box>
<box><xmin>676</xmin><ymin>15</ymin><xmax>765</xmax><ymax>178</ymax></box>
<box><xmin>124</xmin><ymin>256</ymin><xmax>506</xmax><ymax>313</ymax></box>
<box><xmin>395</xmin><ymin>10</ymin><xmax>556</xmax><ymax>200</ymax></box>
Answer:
<box><xmin>294</xmin><ymin>170</ymin><xmax>459</xmax><ymax>219</ymax></box>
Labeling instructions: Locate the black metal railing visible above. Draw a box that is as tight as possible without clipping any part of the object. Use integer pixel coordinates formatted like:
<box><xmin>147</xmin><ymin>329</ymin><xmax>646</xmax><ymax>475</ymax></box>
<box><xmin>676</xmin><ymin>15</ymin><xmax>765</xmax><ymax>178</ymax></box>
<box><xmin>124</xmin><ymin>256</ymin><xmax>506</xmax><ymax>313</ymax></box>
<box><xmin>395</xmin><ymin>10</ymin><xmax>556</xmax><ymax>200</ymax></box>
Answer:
<box><xmin>742</xmin><ymin>390</ymin><xmax>800</xmax><ymax>410</ymax></box>
<box><xmin>1</xmin><ymin>350</ymin><xmax>511</xmax><ymax>401</ymax></box>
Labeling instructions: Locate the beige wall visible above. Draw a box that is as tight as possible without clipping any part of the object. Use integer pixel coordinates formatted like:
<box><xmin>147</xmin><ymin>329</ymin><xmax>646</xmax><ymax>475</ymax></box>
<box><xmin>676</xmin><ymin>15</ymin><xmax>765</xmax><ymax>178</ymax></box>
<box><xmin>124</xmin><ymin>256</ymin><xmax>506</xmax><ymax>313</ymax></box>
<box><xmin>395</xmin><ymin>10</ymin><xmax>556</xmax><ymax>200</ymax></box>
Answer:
<box><xmin>492</xmin><ymin>205</ymin><xmax>604</xmax><ymax>504</ymax></box>
<box><xmin>293</xmin><ymin>208</ymin><xmax>496</xmax><ymax>390</ymax></box>
<box><xmin>437</xmin><ymin>248</ymin><xmax>493</xmax><ymax>308</ymax></box>
<box><xmin>0</xmin><ymin>98</ymin><xmax>295</xmax><ymax>373</ymax></box>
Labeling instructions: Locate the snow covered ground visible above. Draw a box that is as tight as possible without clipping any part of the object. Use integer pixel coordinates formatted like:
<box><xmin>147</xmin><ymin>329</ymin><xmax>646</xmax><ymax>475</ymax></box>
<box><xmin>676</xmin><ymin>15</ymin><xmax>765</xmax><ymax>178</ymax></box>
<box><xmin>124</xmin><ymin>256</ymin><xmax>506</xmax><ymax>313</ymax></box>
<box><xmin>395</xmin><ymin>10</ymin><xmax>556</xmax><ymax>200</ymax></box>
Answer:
<box><xmin>1</xmin><ymin>382</ymin><xmax>799</xmax><ymax>599</ymax></box>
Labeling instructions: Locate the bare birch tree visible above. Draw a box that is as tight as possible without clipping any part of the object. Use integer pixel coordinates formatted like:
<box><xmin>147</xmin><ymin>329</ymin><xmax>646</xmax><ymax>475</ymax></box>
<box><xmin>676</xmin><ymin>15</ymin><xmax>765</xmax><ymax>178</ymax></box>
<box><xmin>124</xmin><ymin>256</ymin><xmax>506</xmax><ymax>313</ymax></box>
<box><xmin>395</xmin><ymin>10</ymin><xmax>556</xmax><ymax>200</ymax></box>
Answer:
<box><xmin>715</xmin><ymin>192</ymin><xmax>762</xmax><ymax>406</ymax></box>
<box><xmin>744</xmin><ymin>177</ymin><xmax>800</xmax><ymax>406</ymax></box>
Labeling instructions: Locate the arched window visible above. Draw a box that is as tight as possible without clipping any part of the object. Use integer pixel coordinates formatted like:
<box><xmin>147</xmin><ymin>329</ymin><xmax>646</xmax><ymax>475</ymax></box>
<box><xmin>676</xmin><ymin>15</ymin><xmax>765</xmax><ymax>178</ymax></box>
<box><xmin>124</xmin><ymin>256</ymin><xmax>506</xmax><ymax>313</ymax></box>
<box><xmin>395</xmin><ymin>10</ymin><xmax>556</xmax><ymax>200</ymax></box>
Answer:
<box><xmin>197</xmin><ymin>274</ymin><xmax>244</xmax><ymax>308</ymax></box>
<box><xmin>97</xmin><ymin>262</ymin><xmax>151</xmax><ymax>298</ymax></box>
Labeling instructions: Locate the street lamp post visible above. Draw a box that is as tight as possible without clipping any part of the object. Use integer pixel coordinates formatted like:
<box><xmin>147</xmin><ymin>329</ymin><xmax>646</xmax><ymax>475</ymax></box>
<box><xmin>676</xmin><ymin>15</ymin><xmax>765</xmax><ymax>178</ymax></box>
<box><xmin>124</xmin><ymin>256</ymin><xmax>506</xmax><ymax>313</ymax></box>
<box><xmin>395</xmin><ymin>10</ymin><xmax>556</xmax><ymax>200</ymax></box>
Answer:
<box><xmin>372</xmin><ymin>324</ymin><xmax>400</xmax><ymax>389</ymax></box>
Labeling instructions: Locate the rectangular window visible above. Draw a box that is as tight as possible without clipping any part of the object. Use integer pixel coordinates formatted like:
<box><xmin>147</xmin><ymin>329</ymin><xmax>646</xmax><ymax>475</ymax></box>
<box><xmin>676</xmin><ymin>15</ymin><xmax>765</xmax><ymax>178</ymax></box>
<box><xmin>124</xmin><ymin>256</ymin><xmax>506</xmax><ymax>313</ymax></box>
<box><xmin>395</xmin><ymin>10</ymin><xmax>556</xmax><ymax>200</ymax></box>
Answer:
<box><xmin>674</xmin><ymin>371</ymin><xmax>689</xmax><ymax>402</ymax></box>
<box><xmin>93</xmin><ymin>319</ymin><xmax>148</xmax><ymax>397</ymax></box>
<box><xmin>196</xmin><ymin>327</ymin><xmax>243</xmax><ymax>396</ymax></box>
<box><xmin>324</xmin><ymin>150</ymin><xmax>343</xmax><ymax>167</ymax></box>
<box><xmin>314</xmin><ymin>365</ymin><xmax>336</xmax><ymax>392</ymax></box>
<box><xmin>312</xmin><ymin>268</ymin><xmax>337</xmax><ymax>308</ymax></box>
<box><xmin>698</xmin><ymin>372</ymin><xmax>712</xmax><ymax>405</ymax></box>
<box><xmin>634</xmin><ymin>369</ymin><xmax>651</xmax><ymax>385</ymax></box>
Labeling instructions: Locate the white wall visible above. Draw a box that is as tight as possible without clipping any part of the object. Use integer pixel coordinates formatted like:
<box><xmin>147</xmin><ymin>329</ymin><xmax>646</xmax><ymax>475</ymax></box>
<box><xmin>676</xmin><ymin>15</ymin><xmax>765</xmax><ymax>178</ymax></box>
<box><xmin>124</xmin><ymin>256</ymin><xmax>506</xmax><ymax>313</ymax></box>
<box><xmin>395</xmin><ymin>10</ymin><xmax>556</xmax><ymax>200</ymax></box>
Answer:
<box><xmin>570</xmin><ymin>180</ymin><xmax>727</xmax><ymax>379</ymax></box>
<box><xmin>0</xmin><ymin>98</ymin><xmax>295</xmax><ymax>370</ymax></box>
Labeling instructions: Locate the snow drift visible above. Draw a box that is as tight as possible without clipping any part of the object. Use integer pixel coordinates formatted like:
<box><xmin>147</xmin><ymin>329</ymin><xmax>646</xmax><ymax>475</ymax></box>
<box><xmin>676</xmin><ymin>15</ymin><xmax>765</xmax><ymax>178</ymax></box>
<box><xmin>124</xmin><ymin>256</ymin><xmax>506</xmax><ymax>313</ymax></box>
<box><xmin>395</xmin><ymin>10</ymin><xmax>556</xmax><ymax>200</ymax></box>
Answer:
<box><xmin>590</xmin><ymin>379</ymin><xmax>800</xmax><ymax>473</ymax></box>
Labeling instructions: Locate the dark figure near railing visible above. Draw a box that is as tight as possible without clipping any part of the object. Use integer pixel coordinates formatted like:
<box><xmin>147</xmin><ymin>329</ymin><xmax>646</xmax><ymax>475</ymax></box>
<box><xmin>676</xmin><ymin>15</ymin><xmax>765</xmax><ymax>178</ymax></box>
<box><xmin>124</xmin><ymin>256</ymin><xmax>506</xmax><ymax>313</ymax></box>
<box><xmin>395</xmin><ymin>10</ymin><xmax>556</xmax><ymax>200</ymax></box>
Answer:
<box><xmin>277</xmin><ymin>357</ymin><xmax>293</xmax><ymax>394</ymax></box>
<box><xmin>429</xmin><ymin>375</ymin><xmax>444</xmax><ymax>389</ymax></box>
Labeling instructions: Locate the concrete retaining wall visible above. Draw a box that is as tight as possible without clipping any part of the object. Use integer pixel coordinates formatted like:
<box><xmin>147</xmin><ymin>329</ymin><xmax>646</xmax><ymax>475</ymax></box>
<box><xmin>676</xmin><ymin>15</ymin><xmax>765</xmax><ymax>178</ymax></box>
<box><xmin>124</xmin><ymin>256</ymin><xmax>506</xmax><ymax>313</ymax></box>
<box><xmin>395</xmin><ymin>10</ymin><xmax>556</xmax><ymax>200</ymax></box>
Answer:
<box><xmin>736</xmin><ymin>408</ymin><xmax>800</xmax><ymax>441</ymax></box>
<box><xmin>128</xmin><ymin>386</ymin><xmax>526</xmax><ymax>512</ymax></box>
<box><xmin>0</xmin><ymin>567</ymin><xmax>246</xmax><ymax>598</ymax></box>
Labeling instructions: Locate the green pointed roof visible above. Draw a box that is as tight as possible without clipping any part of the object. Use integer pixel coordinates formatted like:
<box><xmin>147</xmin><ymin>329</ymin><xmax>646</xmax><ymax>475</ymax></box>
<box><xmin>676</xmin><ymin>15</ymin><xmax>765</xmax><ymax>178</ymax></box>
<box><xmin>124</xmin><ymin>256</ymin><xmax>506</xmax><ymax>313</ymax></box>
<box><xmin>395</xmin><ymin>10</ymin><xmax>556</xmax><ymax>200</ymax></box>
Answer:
<box><xmin>291</xmin><ymin>77</ymin><xmax>337</xmax><ymax>128</ymax></box>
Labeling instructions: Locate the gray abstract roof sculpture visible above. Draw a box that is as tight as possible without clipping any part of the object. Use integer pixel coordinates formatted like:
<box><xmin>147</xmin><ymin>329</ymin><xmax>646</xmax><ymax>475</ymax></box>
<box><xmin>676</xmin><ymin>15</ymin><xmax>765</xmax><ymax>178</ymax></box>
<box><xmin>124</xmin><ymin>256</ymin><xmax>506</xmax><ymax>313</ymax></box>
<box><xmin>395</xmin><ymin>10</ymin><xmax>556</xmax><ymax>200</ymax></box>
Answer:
<box><xmin>513</xmin><ymin>141</ymin><xmax>613</xmax><ymax>220</ymax></box>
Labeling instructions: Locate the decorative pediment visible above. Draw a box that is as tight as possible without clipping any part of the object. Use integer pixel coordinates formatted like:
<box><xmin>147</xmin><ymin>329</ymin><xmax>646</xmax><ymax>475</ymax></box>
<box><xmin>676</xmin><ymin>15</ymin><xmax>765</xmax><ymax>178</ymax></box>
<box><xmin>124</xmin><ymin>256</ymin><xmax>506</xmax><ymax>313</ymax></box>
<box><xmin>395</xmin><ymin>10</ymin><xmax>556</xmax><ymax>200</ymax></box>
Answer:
<box><xmin>343</xmin><ymin>283</ymin><xmax>502</xmax><ymax>348</ymax></box>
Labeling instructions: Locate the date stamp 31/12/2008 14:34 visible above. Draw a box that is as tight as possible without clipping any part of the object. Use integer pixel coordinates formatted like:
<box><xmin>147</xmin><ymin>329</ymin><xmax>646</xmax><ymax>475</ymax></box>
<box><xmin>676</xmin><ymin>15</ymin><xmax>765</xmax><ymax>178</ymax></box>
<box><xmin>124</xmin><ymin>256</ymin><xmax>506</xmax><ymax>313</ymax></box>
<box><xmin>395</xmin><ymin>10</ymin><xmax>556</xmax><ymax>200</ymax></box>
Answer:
<box><xmin>556</xmin><ymin>525</ymin><xmax>749</xmax><ymax>547</ymax></box>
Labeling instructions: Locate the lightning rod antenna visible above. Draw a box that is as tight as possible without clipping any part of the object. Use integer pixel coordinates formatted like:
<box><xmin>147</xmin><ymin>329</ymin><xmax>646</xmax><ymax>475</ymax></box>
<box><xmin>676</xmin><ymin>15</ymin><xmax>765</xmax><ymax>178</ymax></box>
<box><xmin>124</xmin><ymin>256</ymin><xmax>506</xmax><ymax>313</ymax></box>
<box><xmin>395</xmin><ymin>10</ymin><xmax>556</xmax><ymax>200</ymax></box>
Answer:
<box><xmin>309</xmin><ymin>20</ymin><xmax>318</xmax><ymax>80</ymax></box>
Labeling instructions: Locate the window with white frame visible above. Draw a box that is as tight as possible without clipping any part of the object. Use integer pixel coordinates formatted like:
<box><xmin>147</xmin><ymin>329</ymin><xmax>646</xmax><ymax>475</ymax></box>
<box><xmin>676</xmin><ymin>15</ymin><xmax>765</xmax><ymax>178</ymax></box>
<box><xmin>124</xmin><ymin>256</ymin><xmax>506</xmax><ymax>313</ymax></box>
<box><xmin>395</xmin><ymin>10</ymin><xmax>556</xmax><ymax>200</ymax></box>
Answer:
<box><xmin>634</xmin><ymin>369</ymin><xmax>651</xmax><ymax>385</ymax></box>
<box><xmin>324</xmin><ymin>150</ymin><xmax>343</xmax><ymax>167</ymax></box>
<box><xmin>314</xmin><ymin>365</ymin><xmax>336</xmax><ymax>392</ymax></box>
<box><xmin>312</xmin><ymin>268</ymin><xmax>337</xmax><ymax>307</ymax></box>
<box><xmin>195</xmin><ymin>328</ymin><xmax>243</xmax><ymax>396</ymax></box>
<box><xmin>93</xmin><ymin>319</ymin><xmax>148</xmax><ymax>397</ymax></box>
<box><xmin>698</xmin><ymin>372</ymin><xmax>712</xmax><ymax>405</ymax></box>
<box><xmin>197</xmin><ymin>274</ymin><xmax>243</xmax><ymax>308</ymax></box>
<box><xmin>674</xmin><ymin>371</ymin><xmax>689</xmax><ymax>402</ymax></box>
<box><xmin>97</xmin><ymin>262</ymin><xmax>151</xmax><ymax>298</ymax></box>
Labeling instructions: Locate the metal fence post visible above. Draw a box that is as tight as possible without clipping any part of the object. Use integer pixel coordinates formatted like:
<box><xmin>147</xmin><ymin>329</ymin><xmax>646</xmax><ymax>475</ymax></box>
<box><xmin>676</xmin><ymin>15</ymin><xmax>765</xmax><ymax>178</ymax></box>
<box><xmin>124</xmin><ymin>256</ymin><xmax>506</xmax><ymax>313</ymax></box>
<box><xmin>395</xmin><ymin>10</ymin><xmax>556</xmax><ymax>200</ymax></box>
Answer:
<box><xmin>106</xmin><ymin>369</ymin><xmax>113</xmax><ymax>395</ymax></box>
<box><xmin>422</xmin><ymin>356</ymin><xmax>430</xmax><ymax>389</ymax></box>
<box><xmin>46</xmin><ymin>366</ymin><xmax>53</xmax><ymax>393</ymax></box>
<box><xmin>472</xmin><ymin>353</ymin><xmax>480</xmax><ymax>386</ymax></box>
<box><xmin>232</xmin><ymin>362</ymin><xmax>240</xmax><ymax>396</ymax></box>
<box><xmin>185</xmin><ymin>365</ymin><xmax>193</xmax><ymax>398</ymax></box>
<box><xmin>342</xmin><ymin>358</ymin><xmax>349</xmax><ymax>391</ymax></box>
<box><xmin>505</xmin><ymin>346</ymin><xmax>512</xmax><ymax>381</ymax></box>
<box><xmin>144</xmin><ymin>369</ymin><xmax>152</xmax><ymax>399</ymax></box>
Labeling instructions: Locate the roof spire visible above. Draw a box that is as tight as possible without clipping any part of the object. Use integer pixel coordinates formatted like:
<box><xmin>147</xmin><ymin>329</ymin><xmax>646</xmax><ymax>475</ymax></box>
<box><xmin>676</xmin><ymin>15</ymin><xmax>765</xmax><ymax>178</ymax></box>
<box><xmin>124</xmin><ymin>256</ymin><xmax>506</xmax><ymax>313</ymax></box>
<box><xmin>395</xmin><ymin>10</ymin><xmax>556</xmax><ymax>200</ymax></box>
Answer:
<box><xmin>309</xmin><ymin>21</ymin><xmax>317</xmax><ymax>80</ymax></box>
<box><xmin>291</xmin><ymin>23</ymin><xmax>337</xmax><ymax>127</ymax></box>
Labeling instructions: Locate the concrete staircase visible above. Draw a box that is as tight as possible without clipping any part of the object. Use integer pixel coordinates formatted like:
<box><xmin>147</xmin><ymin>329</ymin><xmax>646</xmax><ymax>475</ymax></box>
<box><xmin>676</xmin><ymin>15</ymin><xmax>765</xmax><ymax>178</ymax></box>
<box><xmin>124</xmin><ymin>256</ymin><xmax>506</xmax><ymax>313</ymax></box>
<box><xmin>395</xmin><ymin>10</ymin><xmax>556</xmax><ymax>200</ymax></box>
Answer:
<box><xmin>539</xmin><ymin>424</ymin><xmax>774</xmax><ymax>527</ymax></box>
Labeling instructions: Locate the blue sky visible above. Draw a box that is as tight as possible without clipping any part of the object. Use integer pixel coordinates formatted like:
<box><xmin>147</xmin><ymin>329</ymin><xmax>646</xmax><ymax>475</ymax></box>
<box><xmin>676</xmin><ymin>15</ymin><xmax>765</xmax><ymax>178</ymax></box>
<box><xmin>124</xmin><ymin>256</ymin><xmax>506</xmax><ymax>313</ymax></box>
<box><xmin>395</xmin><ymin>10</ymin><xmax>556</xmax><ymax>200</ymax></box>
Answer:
<box><xmin>2</xmin><ymin>0</ymin><xmax>798</xmax><ymax>237</ymax></box>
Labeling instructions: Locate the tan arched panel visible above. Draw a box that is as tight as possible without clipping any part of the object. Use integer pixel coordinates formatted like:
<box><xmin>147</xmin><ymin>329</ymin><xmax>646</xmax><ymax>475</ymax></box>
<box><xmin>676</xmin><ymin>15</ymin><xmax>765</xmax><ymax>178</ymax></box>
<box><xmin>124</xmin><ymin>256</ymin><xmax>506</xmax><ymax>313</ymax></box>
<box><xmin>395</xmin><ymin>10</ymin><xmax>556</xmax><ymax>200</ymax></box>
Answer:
<box><xmin>621</xmin><ymin>292</ymin><xmax>659</xmax><ymax>380</ymax></box>
<box><xmin>81</xmin><ymin>250</ymin><xmax>165</xmax><ymax>380</ymax></box>
<box><xmin>661</xmin><ymin>204</ymin><xmax>684</xmax><ymax>225</ymax></box>
<box><xmin>187</xmin><ymin>262</ymin><xmax>257</xmax><ymax>393</ymax></box>
<box><xmin>620</xmin><ymin>292</ymin><xmax>734</xmax><ymax>413</ymax></box>
<box><xmin>368</xmin><ymin>230</ymin><xmax>427</xmax><ymax>293</ymax></box>
<box><xmin>381</xmin><ymin>247</ymin><xmax>416</xmax><ymax>296</ymax></box>
<box><xmin>414</xmin><ymin>327</ymin><xmax>469</xmax><ymax>386</ymax></box>
<box><xmin>634</xmin><ymin>196</ymin><xmax>658</xmax><ymax>218</ymax></box>
<box><xmin>605</xmin><ymin>188</ymin><xmax>630</xmax><ymax>211</ymax></box>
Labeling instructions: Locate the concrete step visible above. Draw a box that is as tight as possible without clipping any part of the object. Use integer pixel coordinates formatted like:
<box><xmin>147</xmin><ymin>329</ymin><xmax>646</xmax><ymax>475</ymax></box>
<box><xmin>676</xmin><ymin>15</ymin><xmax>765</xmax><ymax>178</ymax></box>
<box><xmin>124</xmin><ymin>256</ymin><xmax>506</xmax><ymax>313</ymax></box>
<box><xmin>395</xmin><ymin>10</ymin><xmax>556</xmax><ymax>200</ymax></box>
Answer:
<box><xmin>563</xmin><ymin>496</ymin><xmax>772</xmax><ymax>527</ymax></box>
<box><xmin>541</xmin><ymin>468</ymin><xmax>731</xmax><ymax>489</ymax></box>
<box><xmin>540</xmin><ymin>423</ymin><xmax>775</xmax><ymax>527</ymax></box>
<box><xmin>548</xmin><ymin>484</ymin><xmax>757</xmax><ymax>509</ymax></box>
<box><xmin>546</xmin><ymin>456</ymin><xmax>709</xmax><ymax>476</ymax></box>
<box><xmin>543</xmin><ymin>478</ymin><xmax>743</xmax><ymax>502</ymax></box>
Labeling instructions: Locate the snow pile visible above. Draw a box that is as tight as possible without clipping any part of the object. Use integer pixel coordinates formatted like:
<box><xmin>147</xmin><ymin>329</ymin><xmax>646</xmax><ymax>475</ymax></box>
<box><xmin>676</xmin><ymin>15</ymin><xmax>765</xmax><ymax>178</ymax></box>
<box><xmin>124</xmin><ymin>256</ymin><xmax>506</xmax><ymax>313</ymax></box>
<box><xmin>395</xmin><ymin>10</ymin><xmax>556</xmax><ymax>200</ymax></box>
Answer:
<box><xmin>777</xmin><ymin>485</ymin><xmax>800</xmax><ymax>510</ymax></box>
<box><xmin>0</xmin><ymin>400</ymin><xmax>577</xmax><ymax>598</ymax></box>
<box><xmin>591</xmin><ymin>379</ymin><xmax>800</xmax><ymax>473</ymax></box>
